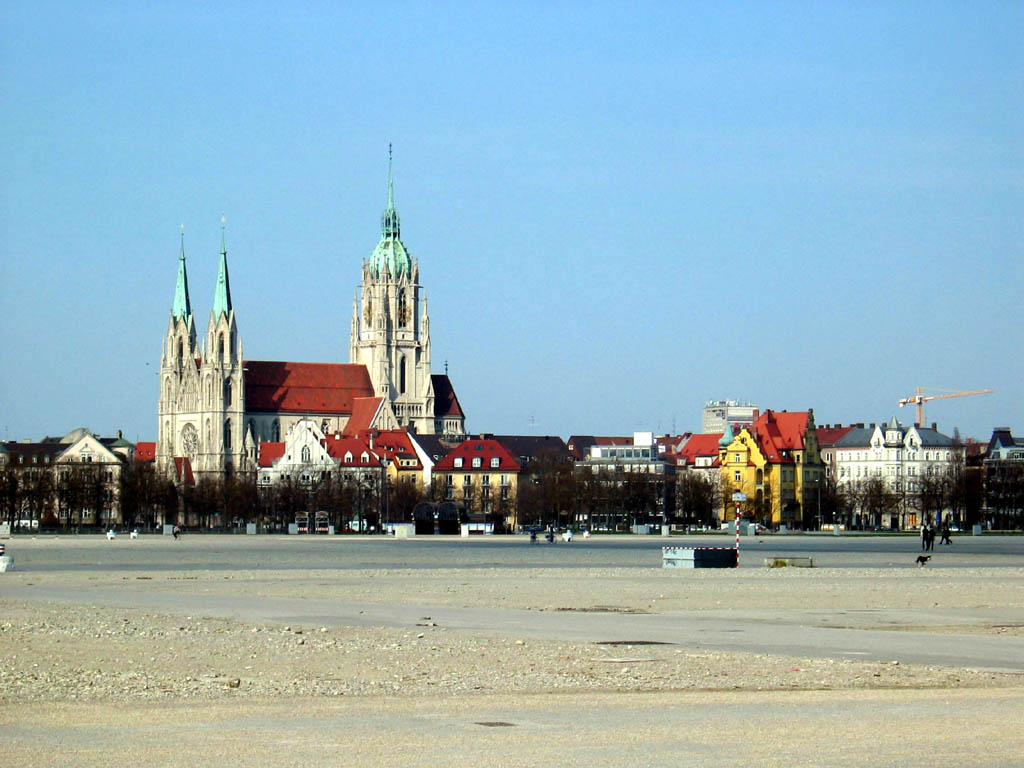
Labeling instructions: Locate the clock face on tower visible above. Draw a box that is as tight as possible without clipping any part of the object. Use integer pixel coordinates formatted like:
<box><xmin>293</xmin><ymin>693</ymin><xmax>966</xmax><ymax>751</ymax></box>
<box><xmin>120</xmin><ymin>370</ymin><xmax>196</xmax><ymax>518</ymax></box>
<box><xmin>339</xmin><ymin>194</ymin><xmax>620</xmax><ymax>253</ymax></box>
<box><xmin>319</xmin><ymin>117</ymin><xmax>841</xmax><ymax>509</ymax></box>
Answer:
<box><xmin>181</xmin><ymin>423</ymin><xmax>199</xmax><ymax>460</ymax></box>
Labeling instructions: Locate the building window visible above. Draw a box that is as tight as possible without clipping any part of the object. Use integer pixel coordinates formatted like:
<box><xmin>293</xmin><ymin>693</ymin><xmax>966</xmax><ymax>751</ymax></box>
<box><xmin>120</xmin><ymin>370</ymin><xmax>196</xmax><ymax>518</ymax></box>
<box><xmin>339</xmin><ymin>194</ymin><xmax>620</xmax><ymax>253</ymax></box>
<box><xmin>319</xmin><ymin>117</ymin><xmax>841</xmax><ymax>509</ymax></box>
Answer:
<box><xmin>501</xmin><ymin>474</ymin><xmax>510</xmax><ymax>486</ymax></box>
<box><xmin>301</xmin><ymin>446</ymin><xmax>311</xmax><ymax>463</ymax></box>
<box><xmin>481</xmin><ymin>475</ymin><xmax>490</xmax><ymax>486</ymax></box>
<box><xmin>454</xmin><ymin>457</ymin><xmax>463</xmax><ymax>468</ymax></box>
<box><xmin>464</xmin><ymin>474</ymin><xmax>471</xmax><ymax>486</ymax></box>
<box><xmin>490</xmin><ymin>457</ymin><xmax>500</xmax><ymax>468</ymax></box>
<box><xmin>733</xmin><ymin>453</ymin><xmax>741</xmax><ymax>463</ymax></box>
<box><xmin>472</xmin><ymin>457</ymin><xmax>482</xmax><ymax>468</ymax></box>
<box><xmin>734</xmin><ymin>471</ymin><xmax>741</xmax><ymax>482</ymax></box>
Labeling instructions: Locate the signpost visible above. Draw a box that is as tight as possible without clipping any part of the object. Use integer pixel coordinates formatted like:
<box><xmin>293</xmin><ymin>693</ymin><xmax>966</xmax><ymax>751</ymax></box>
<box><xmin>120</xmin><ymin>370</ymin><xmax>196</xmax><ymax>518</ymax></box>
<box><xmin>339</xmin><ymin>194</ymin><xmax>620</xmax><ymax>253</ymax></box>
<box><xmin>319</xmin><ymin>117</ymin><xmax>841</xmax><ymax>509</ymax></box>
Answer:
<box><xmin>732</xmin><ymin>492</ymin><xmax>746</xmax><ymax>565</ymax></box>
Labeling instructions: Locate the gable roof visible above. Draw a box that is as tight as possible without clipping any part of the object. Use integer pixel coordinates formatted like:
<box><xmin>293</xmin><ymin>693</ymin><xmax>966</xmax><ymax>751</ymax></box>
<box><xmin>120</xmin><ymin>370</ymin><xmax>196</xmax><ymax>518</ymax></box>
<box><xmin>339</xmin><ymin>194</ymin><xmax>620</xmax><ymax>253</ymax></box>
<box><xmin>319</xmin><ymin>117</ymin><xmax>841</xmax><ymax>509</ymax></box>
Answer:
<box><xmin>750</xmin><ymin>410</ymin><xmax>811</xmax><ymax>462</ymax></box>
<box><xmin>366</xmin><ymin>429</ymin><xmax>423</xmax><ymax>469</ymax></box>
<box><xmin>257</xmin><ymin>441</ymin><xmax>285</xmax><ymax>468</ymax></box>
<box><xmin>473</xmin><ymin>435</ymin><xmax>572</xmax><ymax>464</ymax></box>
<box><xmin>434</xmin><ymin>439</ymin><xmax>521</xmax><ymax>471</ymax></box>
<box><xmin>344</xmin><ymin>397</ymin><xmax>384</xmax><ymax>436</ymax></box>
<box><xmin>323</xmin><ymin>434</ymin><xmax>383</xmax><ymax>466</ymax></box>
<box><xmin>431</xmin><ymin>374</ymin><xmax>464</xmax><ymax>419</ymax></box>
<box><xmin>679</xmin><ymin>433</ymin><xmax>725</xmax><ymax>464</ymax></box>
<box><xmin>244</xmin><ymin>361</ymin><xmax>374</xmax><ymax>414</ymax></box>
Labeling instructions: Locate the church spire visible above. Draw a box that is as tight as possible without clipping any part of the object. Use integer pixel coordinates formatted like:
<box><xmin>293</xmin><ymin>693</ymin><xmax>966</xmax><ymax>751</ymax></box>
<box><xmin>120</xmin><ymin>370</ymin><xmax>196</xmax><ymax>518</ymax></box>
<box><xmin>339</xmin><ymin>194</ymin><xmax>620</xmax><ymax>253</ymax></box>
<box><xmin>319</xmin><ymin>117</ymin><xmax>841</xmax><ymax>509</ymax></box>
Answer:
<box><xmin>172</xmin><ymin>224</ymin><xmax>192</xmax><ymax>320</ymax></box>
<box><xmin>381</xmin><ymin>143</ymin><xmax>401</xmax><ymax>239</ymax></box>
<box><xmin>212</xmin><ymin>215</ymin><xmax>232</xmax><ymax>317</ymax></box>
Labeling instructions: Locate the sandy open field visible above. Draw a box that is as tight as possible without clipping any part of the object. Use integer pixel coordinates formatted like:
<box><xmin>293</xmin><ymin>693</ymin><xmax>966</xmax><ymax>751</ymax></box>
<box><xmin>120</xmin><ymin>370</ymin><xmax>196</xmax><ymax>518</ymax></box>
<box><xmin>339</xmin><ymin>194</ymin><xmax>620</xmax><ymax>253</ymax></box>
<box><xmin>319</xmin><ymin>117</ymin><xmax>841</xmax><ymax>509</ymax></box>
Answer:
<box><xmin>2</xmin><ymin>533</ymin><xmax>1023</xmax><ymax>766</ymax></box>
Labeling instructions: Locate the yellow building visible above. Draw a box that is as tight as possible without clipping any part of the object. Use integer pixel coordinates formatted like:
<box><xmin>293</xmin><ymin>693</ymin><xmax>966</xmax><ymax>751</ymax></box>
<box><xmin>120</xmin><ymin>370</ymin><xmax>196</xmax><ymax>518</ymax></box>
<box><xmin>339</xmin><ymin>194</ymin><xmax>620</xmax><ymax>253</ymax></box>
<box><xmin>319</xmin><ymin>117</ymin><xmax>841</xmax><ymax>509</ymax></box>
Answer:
<box><xmin>434</xmin><ymin>438</ymin><xmax>520</xmax><ymax>530</ymax></box>
<box><xmin>719</xmin><ymin>409</ymin><xmax>823</xmax><ymax>527</ymax></box>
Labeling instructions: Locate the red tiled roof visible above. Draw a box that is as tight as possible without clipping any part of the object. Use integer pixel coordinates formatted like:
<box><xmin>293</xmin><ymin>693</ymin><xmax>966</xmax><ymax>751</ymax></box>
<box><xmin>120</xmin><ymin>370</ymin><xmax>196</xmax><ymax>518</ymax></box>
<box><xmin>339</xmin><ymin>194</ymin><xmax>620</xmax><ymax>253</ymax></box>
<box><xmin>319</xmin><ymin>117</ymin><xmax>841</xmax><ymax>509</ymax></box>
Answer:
<box><xmin>323</xmin><ymin>435</ymin><xmax>383</xmax><ymax>466</ymax></box>
<box><xmin>135</xmin><ymin>441</ymin><xmax>156</xmax><ymax>463</ymax></box>
<box><xmin>431</xmin><ymin>374</ymin><xmax>464</xmax><ymax>418</ymax></box>
<box><xmin>752</xmin><ymin>410</ymin><xmax>811</xmax><ymax>462</ymax></box>
<box><xmin>258</xmin><ymin>441</ymin><xmax>285</xmax><ymax>468</ymax></box>
<box><xmin>679</xmin><ymin>433</ymin><xmax>724</xmax><ymax>464</ymax></box>
<box><xmin>365</xmin><ymin>429</ymin><xmax>423</xmax><ymax>469</ymax></box>
<box><xmin>434</xmin><ymin>439</ymin><xmax>521</xmax><ymax>471</ymax></box>
<box><xmin>244</xmin><ymin>361</ymin><xmax>374</xmax><ymax>414</ymax></box>
<box><xmin>815</xmin><ymin>425</ymin><xmax>855</xmax><ymax>448</ymax></box>
<box><xmin>344</xmin><ymin>397</ymin><xmax>384</xmax><ymax>436</ymax></box>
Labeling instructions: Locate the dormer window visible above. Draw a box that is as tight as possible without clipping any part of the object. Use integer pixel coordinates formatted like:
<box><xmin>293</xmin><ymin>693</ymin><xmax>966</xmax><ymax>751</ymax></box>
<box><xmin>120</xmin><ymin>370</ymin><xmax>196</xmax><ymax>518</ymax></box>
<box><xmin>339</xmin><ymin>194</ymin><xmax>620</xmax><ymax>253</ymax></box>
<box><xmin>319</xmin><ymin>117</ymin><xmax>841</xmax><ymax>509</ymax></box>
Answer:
<box><xmin>472</xmin><ymin>457</ymin><xmax>482</xmax><ymax>468</ymax></box>
<box><xmin>344</xmin><ymin>451</ymin><xmax>353</xmax><ymax>463</ymax></box>
<box><xmin>490</xmin><ymin>457</ymin><xmax>500</xmax><ymax>468</ymax></box>
<box><xmin>361</xmin><ymin>452</ymin><xmax>369</xmax><ymax>463</ymax></box>
<box><xmin>454</xmin><ymin>457</ymin><xmax>463</xmax><ymax>468</ymax></box>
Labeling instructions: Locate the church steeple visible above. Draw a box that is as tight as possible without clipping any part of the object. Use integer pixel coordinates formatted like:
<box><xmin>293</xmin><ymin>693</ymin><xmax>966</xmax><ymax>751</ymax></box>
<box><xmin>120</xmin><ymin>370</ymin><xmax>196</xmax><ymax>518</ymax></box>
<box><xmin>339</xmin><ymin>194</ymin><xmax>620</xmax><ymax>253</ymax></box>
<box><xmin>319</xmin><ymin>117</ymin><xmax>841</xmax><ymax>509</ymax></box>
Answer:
<box><xmin>381</xmin><ymin>143</ymin><xmax>400</xmax><ymax>239</ymax></box>
<box><xmin>212</xmin><ymin>215</ymin><xmax>232</xmax><ymax>318</ymax></box>
<box><xmin>172</xmin><ymin>225</ymin><xmax>192</xmax><ymax>320</ymax></box>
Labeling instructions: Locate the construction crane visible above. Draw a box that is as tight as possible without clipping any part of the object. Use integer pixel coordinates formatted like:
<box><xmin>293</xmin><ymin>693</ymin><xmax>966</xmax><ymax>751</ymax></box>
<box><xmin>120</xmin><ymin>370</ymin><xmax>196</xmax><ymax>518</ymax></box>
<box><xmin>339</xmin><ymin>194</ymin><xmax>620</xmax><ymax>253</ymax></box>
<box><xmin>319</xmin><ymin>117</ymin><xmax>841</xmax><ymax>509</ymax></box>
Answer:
<box><xmin>898</xmin><ymin>386</ymin><xmax>994</xmax><ymax>427</ymax></box>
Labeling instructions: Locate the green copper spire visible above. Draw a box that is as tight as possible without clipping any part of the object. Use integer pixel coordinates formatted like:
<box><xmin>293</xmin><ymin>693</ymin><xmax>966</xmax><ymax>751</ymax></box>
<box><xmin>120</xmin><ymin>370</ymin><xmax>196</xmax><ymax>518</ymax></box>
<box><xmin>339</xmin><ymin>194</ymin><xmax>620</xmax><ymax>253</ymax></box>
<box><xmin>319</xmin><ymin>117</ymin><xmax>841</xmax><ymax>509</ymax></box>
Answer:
<box><xmin>172</xmin><ymin>225</ymin><xmax>192</xmax><ymax>320</ymax></box>
<box><xmin>212</xmin><ymin>215</ymin><xmax>232</xmax><ymax>317</ymax></box>
<box><xmin>381</xmin><ymin>143</ymin><xmax>401</xmax><ymax>239</ymax></box>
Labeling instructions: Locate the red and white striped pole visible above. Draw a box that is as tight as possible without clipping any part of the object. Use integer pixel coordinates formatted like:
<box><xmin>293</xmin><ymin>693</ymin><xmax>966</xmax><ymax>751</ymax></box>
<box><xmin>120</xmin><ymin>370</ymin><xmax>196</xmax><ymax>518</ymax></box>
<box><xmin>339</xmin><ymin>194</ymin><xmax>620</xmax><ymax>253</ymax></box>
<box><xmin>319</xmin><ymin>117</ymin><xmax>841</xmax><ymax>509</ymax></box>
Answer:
<box><xmin>735</xmin><ymin>505</ymin><xmax>740</xmax><ymax>567</ymax></box>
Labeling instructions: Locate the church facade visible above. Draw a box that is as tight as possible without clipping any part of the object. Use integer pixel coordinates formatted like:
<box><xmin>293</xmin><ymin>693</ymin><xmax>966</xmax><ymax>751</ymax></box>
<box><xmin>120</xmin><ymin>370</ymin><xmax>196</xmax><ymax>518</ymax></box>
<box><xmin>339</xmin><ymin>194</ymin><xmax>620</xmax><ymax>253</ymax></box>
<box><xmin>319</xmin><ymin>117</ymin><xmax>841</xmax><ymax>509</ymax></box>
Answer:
<box><xmin>156</xmin><ymin>155</ymin><xmax>466</xmax><ymax>481</ymax></box>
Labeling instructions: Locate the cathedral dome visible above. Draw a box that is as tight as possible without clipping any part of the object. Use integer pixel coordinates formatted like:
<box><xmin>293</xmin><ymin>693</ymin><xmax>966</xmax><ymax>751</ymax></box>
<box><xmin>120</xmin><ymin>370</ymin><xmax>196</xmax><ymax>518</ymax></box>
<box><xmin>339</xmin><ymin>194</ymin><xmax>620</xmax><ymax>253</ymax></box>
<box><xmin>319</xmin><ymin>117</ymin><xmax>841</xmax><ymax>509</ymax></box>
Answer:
<box><xmin>370</xmin><ymin>236</ymin><xmax>412</xmax><ymax>279</ymax></box>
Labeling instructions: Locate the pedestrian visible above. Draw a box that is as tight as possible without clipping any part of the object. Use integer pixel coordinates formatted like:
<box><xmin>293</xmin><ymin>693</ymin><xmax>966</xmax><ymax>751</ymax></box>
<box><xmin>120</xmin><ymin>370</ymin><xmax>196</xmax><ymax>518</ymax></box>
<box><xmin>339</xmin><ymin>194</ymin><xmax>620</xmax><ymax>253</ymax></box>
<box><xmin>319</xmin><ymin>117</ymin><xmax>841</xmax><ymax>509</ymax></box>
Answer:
<box><xmin>920</xmin><ymin>524</ymin><xmax>928</xmax><ymax>551</ymax></box>
<box><xmin>940</xmin><ymin>523</ymin><xmax>952</xmax><ymax>545</ymax></box>
<box><xmin>172</xmin><ymin>524</ymin><xmax>181</xmax><ymax>540</ymax></box>
<box><xmin>926</xmin><ymin>525</ymin><xmax>935</xmax><ymax>551</ymax></box>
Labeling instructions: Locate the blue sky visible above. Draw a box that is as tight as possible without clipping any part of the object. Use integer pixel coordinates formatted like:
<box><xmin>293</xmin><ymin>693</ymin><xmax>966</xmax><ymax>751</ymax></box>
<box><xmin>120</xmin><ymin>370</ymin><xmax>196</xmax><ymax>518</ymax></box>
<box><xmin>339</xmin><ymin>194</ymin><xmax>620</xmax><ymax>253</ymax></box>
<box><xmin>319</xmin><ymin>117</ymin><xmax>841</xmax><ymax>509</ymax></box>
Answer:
<box><xmin>1</xmin><ymin>1</ymin><xmax>1021</xmax><ymax>444</ymax></box>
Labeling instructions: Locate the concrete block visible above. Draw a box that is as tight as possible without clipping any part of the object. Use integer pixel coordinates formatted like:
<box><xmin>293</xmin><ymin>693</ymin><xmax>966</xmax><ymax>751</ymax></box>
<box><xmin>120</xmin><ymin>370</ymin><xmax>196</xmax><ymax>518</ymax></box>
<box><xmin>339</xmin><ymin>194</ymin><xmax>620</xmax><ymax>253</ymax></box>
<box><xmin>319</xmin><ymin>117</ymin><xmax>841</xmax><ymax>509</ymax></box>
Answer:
<box><xmin>764</xmin><ymin>557</ymin><xmax>815</xmax><ymax>568</ymax></box>
<box><xmin>663</xmin><ymin>547</ymin><xmax>737</xmax><ymax>569</ymax></box>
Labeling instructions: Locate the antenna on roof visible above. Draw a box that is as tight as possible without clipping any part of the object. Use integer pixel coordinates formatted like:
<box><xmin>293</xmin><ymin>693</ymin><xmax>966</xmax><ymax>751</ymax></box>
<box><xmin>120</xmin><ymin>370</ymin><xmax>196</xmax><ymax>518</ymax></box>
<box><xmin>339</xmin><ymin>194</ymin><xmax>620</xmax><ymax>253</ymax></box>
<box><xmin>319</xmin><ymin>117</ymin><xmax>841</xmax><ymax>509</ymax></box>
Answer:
<box><xmin>444</xmin><ymin>359</ymin><xmax>448</xmax><ymax>375</ymax></box>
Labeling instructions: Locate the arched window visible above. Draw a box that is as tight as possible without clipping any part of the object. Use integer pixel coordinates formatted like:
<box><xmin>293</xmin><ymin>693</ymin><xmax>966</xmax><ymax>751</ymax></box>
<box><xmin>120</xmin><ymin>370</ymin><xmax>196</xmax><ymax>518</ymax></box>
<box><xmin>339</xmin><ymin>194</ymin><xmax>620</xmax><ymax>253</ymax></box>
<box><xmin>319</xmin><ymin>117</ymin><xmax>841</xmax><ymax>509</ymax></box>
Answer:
<box><xmin>272</xmin><ymin>420</ymin><xmax>280</xmax><ymax>441</ymax></box>
<box><xmin>224</xmin><ymin>379</ymin><xmax>232</xmax><ymax>407</ymax></box>
<box><xmin>301</xmin><ymin>446</ymin><xmax>311</xmax><ymax>463</ymax></box>
<box><xmin>399</xmin><ymin>356</ymin><xmax>407</xmax><ymax>394</ymax></box>
<box><xmin>177</xmin><ymin>339</ymin><xmax>183</xmax><ymax>367</ymax></box>
<box><xmin>219</xmin><ymin>333</ymin><xmax>225</xmax><ymax>363</ymax></box>
<box><xmin>224</xmin><ymin>419</ymin><xmax>232</xmax><ymax>451</ymax></box>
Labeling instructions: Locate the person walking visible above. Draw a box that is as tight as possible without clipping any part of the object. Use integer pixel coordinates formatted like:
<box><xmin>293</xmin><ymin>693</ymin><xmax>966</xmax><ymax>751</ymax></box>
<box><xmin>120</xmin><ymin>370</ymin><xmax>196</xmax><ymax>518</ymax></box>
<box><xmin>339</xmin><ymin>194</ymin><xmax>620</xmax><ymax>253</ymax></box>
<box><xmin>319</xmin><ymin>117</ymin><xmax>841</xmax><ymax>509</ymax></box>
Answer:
<box><xmin>940</xmin><ymin>523</ymin><xmax>952</xmax><ymax>545</ymax></box>
<box><xmin>921</xmin><ymin>524</ymin><xmax>928</xmax><ymax>551</ymax></box>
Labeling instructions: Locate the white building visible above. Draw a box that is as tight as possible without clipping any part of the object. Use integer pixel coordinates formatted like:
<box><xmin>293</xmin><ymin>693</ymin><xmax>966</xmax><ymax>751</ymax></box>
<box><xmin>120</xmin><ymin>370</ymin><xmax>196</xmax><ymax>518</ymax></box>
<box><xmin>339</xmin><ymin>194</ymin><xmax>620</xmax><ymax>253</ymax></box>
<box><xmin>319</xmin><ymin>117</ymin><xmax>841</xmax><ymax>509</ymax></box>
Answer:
<box><xmin>833</xmin><ymin>418</ymin><xmax>963</xmax><ymax>528</ymax></box>
<box><xmin>702</xmin><ymin>400</ymin><xmax>759</xmax><ymax>434</ymax></box>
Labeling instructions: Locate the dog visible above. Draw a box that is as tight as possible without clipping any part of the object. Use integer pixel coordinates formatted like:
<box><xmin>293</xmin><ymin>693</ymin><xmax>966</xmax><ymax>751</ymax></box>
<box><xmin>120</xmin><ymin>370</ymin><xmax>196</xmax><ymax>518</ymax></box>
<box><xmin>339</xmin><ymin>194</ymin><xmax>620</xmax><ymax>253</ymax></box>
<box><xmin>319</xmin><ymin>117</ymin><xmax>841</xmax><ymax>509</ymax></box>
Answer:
<box><xmin>916</xmin><ymin>555</ymin><xmax>931</xmax><ymax>567</ymax></box>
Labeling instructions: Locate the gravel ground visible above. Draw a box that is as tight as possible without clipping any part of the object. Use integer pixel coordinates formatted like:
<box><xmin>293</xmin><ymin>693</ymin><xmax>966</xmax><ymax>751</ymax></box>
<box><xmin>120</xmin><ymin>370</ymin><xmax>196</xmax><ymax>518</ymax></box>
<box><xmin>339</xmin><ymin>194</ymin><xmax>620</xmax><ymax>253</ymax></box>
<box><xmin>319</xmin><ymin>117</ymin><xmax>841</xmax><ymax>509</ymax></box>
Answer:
<box><xmin>3</xmin><ymin>536</ymin><xmax>1024</xmax><ymax>767</ymax></box>
<box><xmin>3</xmin><ymin>563</ymin><xmax>1023</xmax><ymax>703</ymax></box>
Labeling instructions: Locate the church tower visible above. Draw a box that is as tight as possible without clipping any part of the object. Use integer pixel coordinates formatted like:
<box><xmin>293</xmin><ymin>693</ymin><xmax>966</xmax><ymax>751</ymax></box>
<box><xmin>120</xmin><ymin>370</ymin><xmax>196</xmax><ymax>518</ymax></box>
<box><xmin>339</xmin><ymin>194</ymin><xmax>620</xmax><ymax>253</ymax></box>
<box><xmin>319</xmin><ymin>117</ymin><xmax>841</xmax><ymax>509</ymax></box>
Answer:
<box><xmin>350</xmin><ymin>148</ymin><xmax>437</xmax><ymax>433</ymax></box>
<box><xmin>198</xmin><ymin>219</ymin><xmax>247</xmax><ymax>476</ymax></box>
<box><xmin>157</xmin><ymin>228</ymin><xmax>202</xmax><ymax>477</ymax></box>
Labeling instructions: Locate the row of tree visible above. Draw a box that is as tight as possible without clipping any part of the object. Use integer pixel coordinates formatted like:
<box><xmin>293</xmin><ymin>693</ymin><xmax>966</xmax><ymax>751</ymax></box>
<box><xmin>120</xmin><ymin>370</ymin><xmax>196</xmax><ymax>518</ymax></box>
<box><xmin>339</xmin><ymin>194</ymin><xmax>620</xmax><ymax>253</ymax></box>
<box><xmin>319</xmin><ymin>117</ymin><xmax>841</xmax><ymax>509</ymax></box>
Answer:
<box><xmin>4</xmin><ymin>450</ymin><xmax>1018</xmax><ymax>532</ymax></box>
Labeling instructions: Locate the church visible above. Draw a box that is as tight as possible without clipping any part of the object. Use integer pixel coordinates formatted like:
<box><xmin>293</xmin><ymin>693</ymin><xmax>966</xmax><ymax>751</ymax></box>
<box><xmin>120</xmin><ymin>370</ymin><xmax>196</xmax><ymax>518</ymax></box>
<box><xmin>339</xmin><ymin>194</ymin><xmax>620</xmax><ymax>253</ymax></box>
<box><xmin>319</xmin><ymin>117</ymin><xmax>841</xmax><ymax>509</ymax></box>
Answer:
<box><xmin>156</xmin><ymin>152</ymin><xmax>466</xmax><ymax>480</ymax></box>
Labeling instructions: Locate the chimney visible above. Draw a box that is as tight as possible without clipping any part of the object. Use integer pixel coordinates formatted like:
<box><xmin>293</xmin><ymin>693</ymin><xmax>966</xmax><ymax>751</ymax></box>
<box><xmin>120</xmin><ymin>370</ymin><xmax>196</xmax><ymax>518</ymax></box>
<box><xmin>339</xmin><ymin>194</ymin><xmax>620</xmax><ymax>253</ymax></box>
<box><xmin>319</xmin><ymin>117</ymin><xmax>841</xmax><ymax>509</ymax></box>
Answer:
<box><xmin>931</xmin><ymin>422</ymin><xmax>937</xmax><ymax>431</ymax></box>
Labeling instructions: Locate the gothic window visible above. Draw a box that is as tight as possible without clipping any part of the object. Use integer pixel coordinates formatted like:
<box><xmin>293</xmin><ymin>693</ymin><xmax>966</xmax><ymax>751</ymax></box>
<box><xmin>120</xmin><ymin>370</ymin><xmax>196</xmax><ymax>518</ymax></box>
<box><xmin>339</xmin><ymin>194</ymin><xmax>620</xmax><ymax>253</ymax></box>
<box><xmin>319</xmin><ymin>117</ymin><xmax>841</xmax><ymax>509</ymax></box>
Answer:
<box><xmin>272</xmin><ymin>421</ymin><xmax>280</xmax><ymax>441</ymax></box>
<box><xmin>177</xmin><ymin>339</ymin><xmax>184</xmax><ymax>367</ymax></box>
<box><xmin>224</xmin><ymin>379</ymin><xmax>232</xmax><ymax>407</ymax></box>
<box><xmin>398</xmin><ymin>288</ymin><xmax>408</xmax><ymax>325</ymax></box>
<box><xmin>219</xmin><ymin>334</ymin><xmax>225</xmax><ymax>363</ymax></box>
<box><xmin>301</xmin><ymin>446</ymin><xmax>311</xmax><ymax>463</ymax></box>
<box><xmin>224</xmin><ymin>419</ymin><xmax>232</xmax><ymax>451</ymax></box>
<box><xmin>400</xmin><ymin>356</ymin><xmax>407</xmax><ymax>394</ymax></box>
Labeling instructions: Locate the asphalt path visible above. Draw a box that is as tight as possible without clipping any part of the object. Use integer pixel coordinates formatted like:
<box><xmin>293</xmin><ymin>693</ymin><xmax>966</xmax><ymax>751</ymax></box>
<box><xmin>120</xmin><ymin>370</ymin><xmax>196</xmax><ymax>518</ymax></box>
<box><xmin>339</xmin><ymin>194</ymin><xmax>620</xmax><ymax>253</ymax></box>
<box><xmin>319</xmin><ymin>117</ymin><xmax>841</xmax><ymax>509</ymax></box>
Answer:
<box><xmin>7</xmin><ymin>531</ymin><xmax>1024</xmax><ymax>571</ymax></box>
